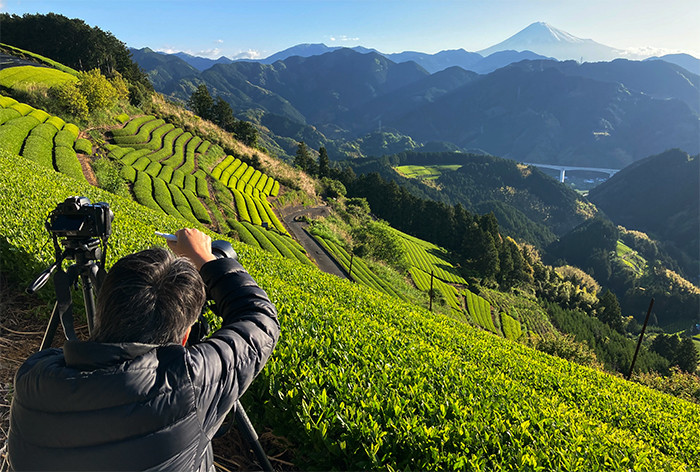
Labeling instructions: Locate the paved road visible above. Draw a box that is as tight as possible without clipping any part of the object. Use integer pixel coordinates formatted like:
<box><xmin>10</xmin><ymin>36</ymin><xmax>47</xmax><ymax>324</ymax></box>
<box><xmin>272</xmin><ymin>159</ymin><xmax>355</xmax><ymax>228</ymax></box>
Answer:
<box><xmin>281</xmin><ymin>205</ymin><xmax>348</xmax><ymax>280</ymax></box>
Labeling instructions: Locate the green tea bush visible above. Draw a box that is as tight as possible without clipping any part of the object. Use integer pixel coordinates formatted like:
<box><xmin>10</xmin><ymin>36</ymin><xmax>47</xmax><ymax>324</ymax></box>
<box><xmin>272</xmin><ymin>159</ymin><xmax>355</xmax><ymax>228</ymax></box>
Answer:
<box><xmin>194</xmin><ymin>170</ymin><xmax>209</xmax><ymax>198</ymax></box>
<box><xmin>74</xmin><ymin>138</ymin><xmax>92</xmax><ymax>155</ymax></box>
<box><xmin>157</xmin><ymin>166</ymin><xmax>174</xmax><ymax>183</ymax></box>
<box><xmin>0</xmin><ymin>108</ymin><xmax>21</xmax><ymax>125</ymax></box>
<box><xmin>29</xmin><ymin>123</ymin><xmax>58</xmax><ymax>141</ymax></box>
<box><xmin>168</xmin><ymin>183</ymin><xmax>198</xmax><ymax>225</ymax></box>
<box><xmin>132</xmin><ymin>156</ymin><xmax>151</xmax><ymax>171</ymax></box>
<box><xmin>184</xmin><ymin>174</ymin><xmax>197</xmax><ymax>194</ymax></box>
<box><xmin>9</xmin><ymin>102</ymin><xmax>34</xmax><ymax>116</ymax></box>
<box><xmin>152</xmin><ymin>177</ymin><xmax>182</xmax><ymax>220</ymax></box>
<box><xmin>113</xmin><ymin>118</ymin><xmax>164</xmax><ymax>146</ymax></box>
<box><xmin>171</xmin><ymin>169</ymin><xmax>186</xmax><ymax>188</ymax></box>
<box><xmin>121</xmin><ymin>149</ymin><xmax>150</xmax><ymax>166</ymax></box>
<box><xmin>54</xmin><ymin>129</ymin><xmax>75</xmax><ymax>148</ymax></box>
<box><xmin>0</xmin><ymin>96</ymin><xmax>18</xmax><ymax>108</ymax></box>
<box><xmin>116</xmin><ymin>113</ymin><xmax>129</xmax><ymax>124</ymax></box>
<box><xmin>245</xmin><ymin>222</ymin><xmax>281</xmax><ymax>256</ymax></box>
<box><xmin>63</xmin><ymin>123</ymin><xmax>80</xmax><ymax>139</ymax></box>
<box><xmin>132</xmin><ymin>171</ymin><xmax>159</xmax><ymax>212</ymax></box>
<box><xmin>227</xmin><ymin>219</ymin><xmax>260</xmax><ymax>248</ymax></box>
<box><xmin>45</xmin><ymin>116</ymin><xmax>65</xmax><ymax>131</ymax></box>
<box><xmin>54</xmin><ymin>146</ymin><xmax>85</xmax><ymax>181</ymax></box>
<box><xmin>112</xmin><ymin>115</ymin><xmax>155</xmax><ymax>137</ymax></box>
<box><xmin>0</xmin><ymin>115</ymin><xmax>41</xmax><ymax>154</ymax></box>
<box><xmin>28</xmin><ymin>109</ymin><xmax>50</xmax><ymax>123</ymax></box>
<box><xmin>21</xmin><ymin>135</ymin><xmax>53</xmax><ymax>169</ymax></box>
<box><xmin>129</xmin><ymin>123</ymin><xmax>174</xmax><ymax>151</ymax></box>
<box><xmin>182</xmin><ymin>189</ymin><xmax>211</xmax><ymax>224</ymax></box>
<box><xmin>147</xmin><ymin>127</ymin><xmax>183</xmax><ymax>161</ymax></box>
<box><xmin>119</xmin><ymin>165</ymin><xmax>136</xmax><ymax>183</ymax></box>
<box><xmin>161</xmin><ymin>132</ymin><xmax>190</xmax><ymax>167</ymax></box>
<box><xmin>243</xmin><ymin>192</ymin><xmax>262</xmax><ymax>225</ymax></box>
<box><xmin>144</xmin><ymin>161</ymin><xmax>162</xmax><ymax>178</ymax></box>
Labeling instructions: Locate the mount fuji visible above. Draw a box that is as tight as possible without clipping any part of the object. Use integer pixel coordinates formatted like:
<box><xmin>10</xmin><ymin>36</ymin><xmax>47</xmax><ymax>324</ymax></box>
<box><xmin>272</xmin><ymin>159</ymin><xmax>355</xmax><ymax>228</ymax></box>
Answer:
<box><xmin>478</xmin><ymin>22</ymin><xmax>626</xmax><ymax>62</ymax></box>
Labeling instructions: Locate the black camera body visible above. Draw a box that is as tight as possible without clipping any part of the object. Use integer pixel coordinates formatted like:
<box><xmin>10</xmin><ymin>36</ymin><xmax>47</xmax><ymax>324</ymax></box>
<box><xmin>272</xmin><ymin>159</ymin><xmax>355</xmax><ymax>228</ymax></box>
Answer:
<box><xmin>46</xmin><ymin>196</ymin><xmax>114</xmax><ymax>240</ymax></box>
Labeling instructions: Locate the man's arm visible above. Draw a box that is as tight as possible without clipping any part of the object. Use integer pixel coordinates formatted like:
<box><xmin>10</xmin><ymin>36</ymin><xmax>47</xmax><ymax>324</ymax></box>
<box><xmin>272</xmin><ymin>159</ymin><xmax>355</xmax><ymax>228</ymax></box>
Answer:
<box><xmin>170</xmin><ymin>229</ymin><xmax>280</xmax><ymax>435</ymax></box>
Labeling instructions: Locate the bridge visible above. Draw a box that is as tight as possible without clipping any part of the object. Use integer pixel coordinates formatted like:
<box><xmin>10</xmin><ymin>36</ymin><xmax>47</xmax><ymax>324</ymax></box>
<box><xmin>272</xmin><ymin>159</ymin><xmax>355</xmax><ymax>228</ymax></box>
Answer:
<box><xmin>522</xmin><ymin>163</ymin><xmax>621</xmax><ymax>183</ymax></box>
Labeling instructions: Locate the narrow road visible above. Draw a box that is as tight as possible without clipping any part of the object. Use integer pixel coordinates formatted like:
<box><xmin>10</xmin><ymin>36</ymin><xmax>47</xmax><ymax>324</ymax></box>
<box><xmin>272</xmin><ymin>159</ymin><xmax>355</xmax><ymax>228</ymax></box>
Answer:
<box><xmin>281</xmin><ymin>205</ymin><xmax>348</xmax><ymax>280</ymax></box>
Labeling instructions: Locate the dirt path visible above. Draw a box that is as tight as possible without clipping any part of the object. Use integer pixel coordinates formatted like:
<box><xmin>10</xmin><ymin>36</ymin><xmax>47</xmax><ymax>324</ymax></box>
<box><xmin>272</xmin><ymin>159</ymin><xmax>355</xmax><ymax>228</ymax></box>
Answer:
<box><xmin>281</xmin><ymin>205</ymin><xmax>348</xmax><ymax>280</ymax></box>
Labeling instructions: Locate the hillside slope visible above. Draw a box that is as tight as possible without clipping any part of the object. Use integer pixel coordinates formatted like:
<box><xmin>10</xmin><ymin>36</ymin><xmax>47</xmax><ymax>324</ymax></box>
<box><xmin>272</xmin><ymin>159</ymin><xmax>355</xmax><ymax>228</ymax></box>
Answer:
<box><xmin>587</xmin><ymin>149</ymin><xmax>700</xmax><ymax>279</ymax></box>
<box><xmin>2</xmin><ymin>150</ymin><xmax>700</xmax><ymax>470</ymax></box>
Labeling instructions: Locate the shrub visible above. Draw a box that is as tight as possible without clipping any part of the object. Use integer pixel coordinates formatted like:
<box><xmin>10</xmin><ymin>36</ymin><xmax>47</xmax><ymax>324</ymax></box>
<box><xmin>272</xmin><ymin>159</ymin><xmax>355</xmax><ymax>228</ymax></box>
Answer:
<box><xmin>92</xmin><ymin>157</ymin><xmax>129</xmax><ymax>197</ymax></box>
<box><xmin>0</xmin><ymin>108</ymin><xmax>21</xmax><ymax>125</ymax></box>
<box><xmin>116</xmin><ymin>113</ymin><xmax>129</xmax><ymax>124</ymax></box>
<box><xmin>63</xmin><ymin>123</ymin><xmax>80</xmax><ymax>139</ymax></box>
<box><xmin>132</xmin><ymin>171</ymin><xmax>160</xmax><ymax>212</ymax></box>
<box><xmin>171</xmin><ymin>169</ymin><xmax>186</xmax><ymax>188</ymax></box>
<box><xmin>51</xmin><ymin>80</ymin><xmax>88</xmax><ymax>117</ymax></box>
<box><xmin>169</xmin><ymin>183</ymin><xmax>198</xmax><ymax>225</ymax></box>
<box><xmin>54</xmin><ymin>146</ymin><xmax>86</xmax><ymax>181</ymax></box>
<box><xmin>182</xmin><ymin>189</ymin><xmax>211</xmax><ymax>224</ymax></box>
<box><xmin>152</xmin><ymin>177</ymin><xmax>182</xmax><ymax>219</ymax></box>
<box><xmin>76</xmin><ymin>69</ymin><xmax>119</xmax><ymax>111</ymax></box>
<box><xmin>20</xmin><ymin>135</ymin><xmax>53</xmax><ymax>169</ymax></box>
<box><xmin>132</xmin><ymin>156</ymin><xmax>151</xmax><ymax>171</ymax></box>
<box><xmin>45</xmin><ymin>115</ymin><xmax>65</xmax><ymax>131</ymax></box>
<box><xmin>227</xmin><ymin>219</ymin><xmax>260</xmax><ymax>248</ymax></box>
<box><xmin>144</xmin><ymin>161</ymin><xmax>162</xmax><ymax>178</ymax></box>
<box><xmin>157</xmin><ymin>166</ymin><xmax>174</xmax><ymax>183</ymax></box>
<box><xmin>74</xmin><ymin>138</ymin><xmax>92</xmax><ymax>155</ymax></box>
<box><xmin>54</xmin><ymin>129</ymin><xmax>75</xmax><ymax>148</ymax></box>
<box><xmin>121</xmin><ymin>149</ymin><xmax>150</xmax><ymax>166</ymax></box>
<box><xmin>28</xmin><ymin>109</ymin><xmax>50</xmax><ymax>123</ymax></box>
<box><xmin>28</xmin><ymin>122</ymin><xmax>58</xmax><ymax>141</ymax></box>
<box><xmin>119</xmin><ymin>165</ymin><xmax>136</xmax><ymax>183</ymax></box>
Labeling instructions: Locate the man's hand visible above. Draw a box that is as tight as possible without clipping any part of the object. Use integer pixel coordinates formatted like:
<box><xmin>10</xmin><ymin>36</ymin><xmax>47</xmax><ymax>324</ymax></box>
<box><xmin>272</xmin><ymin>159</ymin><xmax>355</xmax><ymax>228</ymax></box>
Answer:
<box><xmin>167</xmin><ymin>228</ymin><xmax>217</xmax><ymax>271</ymax></box>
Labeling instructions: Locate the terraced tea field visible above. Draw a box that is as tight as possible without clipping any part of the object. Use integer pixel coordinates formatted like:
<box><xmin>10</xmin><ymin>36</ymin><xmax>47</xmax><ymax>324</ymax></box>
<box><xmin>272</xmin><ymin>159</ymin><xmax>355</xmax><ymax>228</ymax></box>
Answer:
<box><xmin>395</xmin><ymin>164</ymin><xmax>462</xmax><ymax>180</ymax></box>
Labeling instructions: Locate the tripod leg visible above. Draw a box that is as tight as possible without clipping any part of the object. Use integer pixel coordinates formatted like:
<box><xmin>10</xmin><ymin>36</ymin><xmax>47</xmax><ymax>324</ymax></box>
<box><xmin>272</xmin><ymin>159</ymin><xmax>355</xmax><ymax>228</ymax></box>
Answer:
<box><xmin>235</xmin><ymin>400</ymin><xmax>273</xmax><ymax>472</ymax></box>
<box><xmin>39</xmin><ymin>301</ymin><xmax>61</xmax><ymax>351</ymax></box>
<box><xmin>80</xmin><ymin>274</ymin><xmax>96</xmax><ymax>335</ymax></box>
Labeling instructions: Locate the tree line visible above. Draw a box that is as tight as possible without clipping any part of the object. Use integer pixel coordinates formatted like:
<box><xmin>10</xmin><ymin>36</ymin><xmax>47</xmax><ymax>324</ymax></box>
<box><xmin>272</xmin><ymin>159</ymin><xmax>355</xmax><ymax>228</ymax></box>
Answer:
<box><xmin>0</xmin><ymin>13</ymin><xmax>153</xmax><ymax>106</ymax></box>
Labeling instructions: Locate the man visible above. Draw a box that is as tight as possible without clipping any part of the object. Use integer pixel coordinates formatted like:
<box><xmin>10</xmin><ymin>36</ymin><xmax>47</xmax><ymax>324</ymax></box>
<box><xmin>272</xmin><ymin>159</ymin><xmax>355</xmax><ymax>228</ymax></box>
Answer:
<box><xmin>8</xmin><ymin>228</ymin><xmax>280</xmax><ymax>471</ymax></box>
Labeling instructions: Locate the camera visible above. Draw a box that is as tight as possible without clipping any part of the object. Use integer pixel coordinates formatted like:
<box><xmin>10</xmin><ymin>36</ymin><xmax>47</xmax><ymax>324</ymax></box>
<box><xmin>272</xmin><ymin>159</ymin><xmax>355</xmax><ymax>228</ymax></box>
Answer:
<box><xmin>46</xmin><ymin>196</ymin><xmax>114</xmax><ymax>240</ymax></box>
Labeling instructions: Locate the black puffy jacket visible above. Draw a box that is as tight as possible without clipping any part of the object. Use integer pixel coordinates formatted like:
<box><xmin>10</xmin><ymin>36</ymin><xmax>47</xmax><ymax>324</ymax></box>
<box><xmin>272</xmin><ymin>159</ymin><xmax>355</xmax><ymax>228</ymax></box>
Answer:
<box><xmin>8</xmin><ymin>258</ymin><xmax>280</xmax><ymax>471</ymax></box>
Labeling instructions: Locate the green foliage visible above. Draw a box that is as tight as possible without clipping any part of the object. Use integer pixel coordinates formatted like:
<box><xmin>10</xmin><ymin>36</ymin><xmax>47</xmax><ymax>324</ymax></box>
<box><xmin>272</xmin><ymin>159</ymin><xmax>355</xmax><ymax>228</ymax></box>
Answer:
<box><xmin>182</xmin><ymin>189</ymin><xmax>211</xmax><ymax>224</ymax></box>
<box><xmin>501</xmin><ymin>312</ymin><xmax>523</xmax><ymax>340</ymax></box>
<box><xmin>54</xmin><ymin>145</ymin><xmax>85</xmax><ymax>181</ymax></box>
<box><xmin>294</xmin><ymin>141</ymin><xmax>316</xmax><ymax>174</ymax></box>
<box><xmin>3</xmin><ymin>150</ymin><xmax>700</xmax><ymax>470</ymax></box>
<box><xmin>0</xmin><ymin>13</ymin><xmax>153</xmax><ymax>104</ymax></box>
<box><xmin>351</xmin><ymin>220</ymin><xmax>407</xmax><ymax>271</ymax></box>
<box><xmin>526</xmin><ymin>332</ymin><xmax>601</xmax><ymax>370</ymax></box>
<box><xmin>74</xmin><ymin>138</ymin><xmax>92</xmax><ymax>155</ymax></box>
<box><xmin>0</xmin><ymin>65</ymin><xmax>77</xmax><ymax>89</ymax></box>
<box><xmin>0</xmin><ymin>115</ymin><xmax>41</xmax><ymax>154</ymax></box>
<box><xmin>187</xmin><ymin>84</ymin><xmax>214</xmax><ymax>121</ymax></box>
<box><xmin>76</xmin><ymin>69</ymin><xmax>120</xmax><ymax>111</ymax></box>
<box><xmin>91</xmin><ymin>157</ymin><xmax>129</xmax><ymax>197</ymax></box>
<box><xmin>633</xmin><ymin>367</ymin><xmax>700</xmax><ymax>404</ymax></box>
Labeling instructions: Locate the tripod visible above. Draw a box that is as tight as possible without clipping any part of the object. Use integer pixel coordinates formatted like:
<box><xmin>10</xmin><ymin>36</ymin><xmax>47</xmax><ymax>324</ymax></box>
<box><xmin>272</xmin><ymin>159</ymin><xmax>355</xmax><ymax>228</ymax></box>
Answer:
<box><xmin>27</xmin><ymin>237</ymin><xmax>274</xmax><ymax>472</ymax></box>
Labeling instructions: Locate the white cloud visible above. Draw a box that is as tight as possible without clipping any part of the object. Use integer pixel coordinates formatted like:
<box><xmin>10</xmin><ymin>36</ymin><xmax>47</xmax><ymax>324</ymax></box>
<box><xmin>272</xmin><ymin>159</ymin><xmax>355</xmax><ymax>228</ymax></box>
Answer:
<box><xmin>330</xmin><ymin>35</ymin><xmax>360</xmax><ymax>42</ymax></box>
<box><xmin>232</xmin><ymin>49</ymin><xmax>262</xmax><ymax>60</ymax></box>
<box><xmin>155</xmin><ymin>47</ymin><xmax>181</xmax><ymax>54</ymax></box>
<box><xmin>196</xmin><ymin>48</ymin><xmax>223</xmax><ymax>58</ymax></box>
<box><xmin>619</xmin><ymin>46</ymin><xmax>699</xmax><ymax>59</ymax></box>
<box><xmin>215</xmin><ymin>39</ymin><xmax>224</xmax><ymax>44</ymax></box>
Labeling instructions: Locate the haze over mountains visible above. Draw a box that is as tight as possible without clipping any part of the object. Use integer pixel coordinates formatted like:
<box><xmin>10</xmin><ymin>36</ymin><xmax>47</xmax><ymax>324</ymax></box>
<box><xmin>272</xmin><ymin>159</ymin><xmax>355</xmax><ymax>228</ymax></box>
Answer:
<box><xmin>131</xmin><ymin>21</ymin><xmax>700</xmax><ymax>169</ymax></box>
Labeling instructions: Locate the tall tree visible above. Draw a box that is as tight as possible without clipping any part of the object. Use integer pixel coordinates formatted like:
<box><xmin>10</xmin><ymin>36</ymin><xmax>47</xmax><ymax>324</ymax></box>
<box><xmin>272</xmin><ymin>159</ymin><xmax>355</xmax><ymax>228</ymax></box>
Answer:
<box><xmin>232</xmin><ymin>120</ymin><xmax>259</xmax><ymax>147</ymax></box>
<box><xmin>294</xmin><ymin>142</ymin><xmax>316</xmax><ymax>174</ymax></box>
<box><xmin>187</xmin><ymin>84</ymin><xmax>214</xmax><ymax>121</ymax></box>
<box><xmin>596</xmin><ymin>290</ymin><xmax>623</xmax><ymax>332</ymax></box>
<box><xmin>675</xmin><ymin>337</ymin><xmax>699</xmax><ymax>373</ymax></box>
<box><xmin>318</xmin><ymin>146</ymin><xmax>330</xmax><ymax>178</ymax></box>
<box><xmin>212</xmin><ymin>97</ymin><xmax>236</xmax><ymax>131</ymax></box>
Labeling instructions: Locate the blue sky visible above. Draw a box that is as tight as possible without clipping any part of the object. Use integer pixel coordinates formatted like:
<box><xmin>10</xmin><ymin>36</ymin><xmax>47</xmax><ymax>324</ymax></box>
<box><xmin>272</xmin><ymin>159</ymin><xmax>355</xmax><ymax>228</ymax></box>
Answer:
<box><xmin>2</xmin><ymin>0</ymin><xmax>699</xmax><ymax>59</ymax></box>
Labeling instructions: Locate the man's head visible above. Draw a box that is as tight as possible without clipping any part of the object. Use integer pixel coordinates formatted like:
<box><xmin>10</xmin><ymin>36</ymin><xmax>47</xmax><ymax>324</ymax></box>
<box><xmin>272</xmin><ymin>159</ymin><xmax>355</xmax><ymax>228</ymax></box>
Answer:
<box><xmin>91</xmin><ymin>247</ymin><xmax>206</xmax><ymax>345</ymax></box>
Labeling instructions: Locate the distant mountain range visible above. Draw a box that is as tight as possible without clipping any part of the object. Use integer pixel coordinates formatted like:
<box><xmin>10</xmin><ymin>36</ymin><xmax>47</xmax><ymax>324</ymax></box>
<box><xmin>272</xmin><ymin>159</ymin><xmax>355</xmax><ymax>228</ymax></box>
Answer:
<box><xmin>150</xmin><ymin>22</ymin><xmax>699</xmax><ymax>75</ymax></box>
<box><xmin>132</xmin><ymin>42</ymin><xmax>700</xmax><ymax>168</ymax></box>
